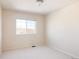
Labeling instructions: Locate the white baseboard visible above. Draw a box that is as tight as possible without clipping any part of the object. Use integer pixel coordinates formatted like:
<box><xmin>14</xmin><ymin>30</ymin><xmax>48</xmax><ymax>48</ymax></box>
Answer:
<box><xmin>51</xmin><ymin>47</ymin><xmax>79</xmax><ymax>59</ymax></box>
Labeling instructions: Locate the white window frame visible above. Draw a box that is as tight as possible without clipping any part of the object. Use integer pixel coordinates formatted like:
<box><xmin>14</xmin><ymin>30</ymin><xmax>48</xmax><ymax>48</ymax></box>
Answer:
<box><xmin>16</xmin><ymin>19</ymin><xmax>37</xmax><ymax>35</ymax></box>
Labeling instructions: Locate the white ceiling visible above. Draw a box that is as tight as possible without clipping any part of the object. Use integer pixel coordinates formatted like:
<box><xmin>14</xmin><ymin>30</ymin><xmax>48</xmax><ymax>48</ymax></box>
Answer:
<box><xmin>0</xmin><ymin>0</ymin><xmax>78</xmax><ymax>15</ymax></box>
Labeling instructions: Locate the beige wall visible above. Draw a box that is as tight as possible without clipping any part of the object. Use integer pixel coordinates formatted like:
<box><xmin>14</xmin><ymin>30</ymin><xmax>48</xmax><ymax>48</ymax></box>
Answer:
<box><xmin>0</xmin><ymin>6</ymin><xmax>2</xmax><ymax>54</ymax></box>
<box><xmin>46</xmin><ymin>1</ymin><xmax>79</xmax><ymax>58</ymax></box>
<box><xmin>2</xmin><ymin>10</ymin><xmax>46</xmax><ymax>51</ymax></box>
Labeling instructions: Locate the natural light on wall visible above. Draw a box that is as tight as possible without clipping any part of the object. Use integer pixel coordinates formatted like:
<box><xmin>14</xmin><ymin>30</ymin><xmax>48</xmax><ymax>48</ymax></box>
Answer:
<box><xmin>16</xmin><ymin>19</ymin><xmax>36</xmax><ymax>35</ymax></box>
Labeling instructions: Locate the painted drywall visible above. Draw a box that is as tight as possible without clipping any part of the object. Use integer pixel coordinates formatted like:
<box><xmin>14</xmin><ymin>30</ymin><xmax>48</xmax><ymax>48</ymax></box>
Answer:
<box><xmin>2</xmin><ymin>10</ymin><xmax>46</xmax><ymax>51</ymax></box>
<box><xmin>46</xmin><ymin>1</ymin><xmax>79</xmax><ymax>58</ymax></box>
<box><xmin>0</xmin><ymin>6</ymin><xmax>2</xmax><ymax>54</ymax></box>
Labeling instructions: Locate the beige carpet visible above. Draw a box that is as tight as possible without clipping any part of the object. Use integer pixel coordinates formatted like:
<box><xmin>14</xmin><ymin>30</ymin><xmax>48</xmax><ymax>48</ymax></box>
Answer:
<box><xmin>0</xmin><ymin>47</ymin><xmax>72</xmax><ymax>59</ymax></box>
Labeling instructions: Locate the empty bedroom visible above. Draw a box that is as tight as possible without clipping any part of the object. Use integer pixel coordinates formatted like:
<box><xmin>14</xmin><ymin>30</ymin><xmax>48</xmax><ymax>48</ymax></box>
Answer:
<box><xmin>0</xmin><ymin>0</ymin><xmax>79</xmax><ymax>59</ymax></box>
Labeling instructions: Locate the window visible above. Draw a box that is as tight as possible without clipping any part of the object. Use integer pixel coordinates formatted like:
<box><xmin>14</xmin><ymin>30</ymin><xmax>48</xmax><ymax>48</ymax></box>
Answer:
<box><xmin>16</xmin><ymin>19</ymin><xmax>36</xmax><ymax>35</ymax></box>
